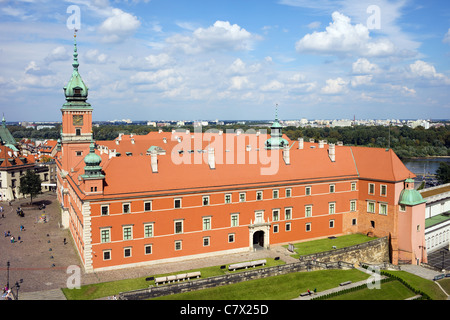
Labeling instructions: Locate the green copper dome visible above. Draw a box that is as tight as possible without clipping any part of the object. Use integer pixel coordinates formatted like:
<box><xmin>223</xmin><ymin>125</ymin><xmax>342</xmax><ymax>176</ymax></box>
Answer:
<box><xmin>81</xmin><ymin>141</ymin><xmax>104</xmax><ymax>180</ymax></box>
<box><xmin>62</xmin><ymin>34</ymin><xmax>91</xmax><ymax>110</ymax></box>
<box><xmin>399</xmin><ymin>179</ymin><xmax>426</xmax><ymax>206</ymax></box>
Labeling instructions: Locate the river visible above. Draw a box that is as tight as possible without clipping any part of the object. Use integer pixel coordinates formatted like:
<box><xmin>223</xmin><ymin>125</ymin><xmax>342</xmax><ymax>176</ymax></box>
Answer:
<box><xmin>402</xmin><ymin>157</ymin><xmax>450</xmax><ymax>176</ymax></box>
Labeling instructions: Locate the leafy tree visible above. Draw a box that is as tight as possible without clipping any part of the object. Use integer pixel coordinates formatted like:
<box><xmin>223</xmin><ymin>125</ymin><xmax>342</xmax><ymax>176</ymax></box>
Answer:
<box><xmin>436</xmin><ymin>162</ymin><xmax>450</xmax><ymax>185</ymax></box>
<box><xmin>19</xmin><ymin>170</ymin><xmax>42</xmax><ymax>204</ymax></box>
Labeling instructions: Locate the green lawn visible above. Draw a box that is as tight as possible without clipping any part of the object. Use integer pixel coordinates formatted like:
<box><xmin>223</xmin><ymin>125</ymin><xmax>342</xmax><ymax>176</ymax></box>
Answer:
<box><xmin>62</xmin><ymin>257</ymin><xmax>285</xmax><ymax>300</ymax></box>
<box><xmin>285</xmin><ymin>234</ymin><xmax>376</xmax><ymax>259</ymax></box>
<box><xmin>152</xmin><ymin>269</ymin><xmax>370</xmax><ymax>300</ymax></box>
<box><xmin>328</xmin><ymin>280</ymin><xmax>415</xmax><ymax>300</ymax></box>
<box><xmin>381</xmin><ymin>270</ymin><xmax>448</xmax><ymax>300</ymax></box>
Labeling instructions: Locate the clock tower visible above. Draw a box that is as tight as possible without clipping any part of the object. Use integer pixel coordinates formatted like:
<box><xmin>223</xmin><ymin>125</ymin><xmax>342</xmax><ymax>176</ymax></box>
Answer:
<box><xmin>60</xmin><ymin>33</ymin><xmax>93</xmax><ymax>173</ymax></box>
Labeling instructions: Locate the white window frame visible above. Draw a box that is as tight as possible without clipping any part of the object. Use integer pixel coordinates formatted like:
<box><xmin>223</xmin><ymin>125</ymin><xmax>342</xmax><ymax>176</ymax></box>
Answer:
<box><xmin>100</xmin><ymin>227</ymin><xmax>111</xmax><ymax>243</ymax></box>
<box><xmin>367</xmin><ymin>201</ymin><xmax>376</xmax><ymax>213</ymax></box>
<box><xmin>273</xmin><ymin>189</ymin><xmax>279</xmax><ymax>199</ymax></box>
<box><xmin>285</xmin><ymin>188</ymin><xmax>292</xmax><ymax>198</ymax></box>
<box><xmin>329</xmin><ymin>202</ymin><xmax>336</xmax><ymax>214</ymax></box>
<box><xmin>202</xmin><ymin>195</ymin><xmax>210</xmax><ymax>206</ymax></box>
<box><xmin>239</xmin><ymin>192</ymin><xmax>246</xmax><ymax>202</ymax></box>
<box><xmin>305</xmin><ymin>205</ymin><xmax>312</xmax><ymax>218</ymax></box>
<box><xmin>379</xmin><ymin>203</ymin><xmax>388</xmax><ymax>215</ymax></box>
<box><xmin>174</xmin><ymin>198</ymin><xmax>182</xmax><ymax>209</ymax></box>
<box><xmin>203</xmin><ymin>216</ymin><xmax>212</xmax><ymax>231</ymax></box>
<box><xmin>123</xmin><ymin>225</ymin><xmax>133</xmax><ymax>240</ymax></box>
<box><xmin>225</xmin><ymin>193</ymin><xmax>232</xmax><ymax>204</ymax></box>
<box><xmin>122</xmin><ymin>203</ymin><xmax>131</xmax><ymax>214</ymax></box>
<box><xmin>231</xmin><ymin>213</ymin><xmax>239</xmax><ymax>227</ymax></box>
<box><xmin>144</xmin><ymin>201</ymin><xmax>152</xmax><ymax>212</ymax></box>
<box><xmin>305</xmin><ymin>186</ymin><xmax>311</xmax><ymax>196</ymax></box>
<box><xmin>101</xmin><ymin>205</ymin><xmax>109</xmax><ymax>216</ymax></box>
<box><xmin>285</xmin><ymin>207</ymin><xmax>292</xmax><ymax>220</ymax></box>
<box><xmin>144</xmin><ymin>223</ymin><xmax>154</xmax><ymax>238</ymax></box>
<box><xmin>174</xmin><ymin>220</ymin><xmax>183</xmax><ymax>234</ymax></box>
<box><xmin>256</xmin><ymin>190</ymin><xmax>263</xmax><ymax>201</ymax></box>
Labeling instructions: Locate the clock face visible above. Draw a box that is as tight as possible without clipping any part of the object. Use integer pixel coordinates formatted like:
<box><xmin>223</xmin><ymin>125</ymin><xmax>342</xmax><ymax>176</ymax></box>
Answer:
<box><xmin>73</xmin><ymin>115</ymin><xmax>83</xmax><ymax>126</ymax></box>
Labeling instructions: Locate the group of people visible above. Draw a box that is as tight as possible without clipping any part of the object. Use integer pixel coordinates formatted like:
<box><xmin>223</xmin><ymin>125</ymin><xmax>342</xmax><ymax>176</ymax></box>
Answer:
<box><xmin>1</xmin><ymin>286</ymin><xmax>13</xmax><ymax>300</ymax></box>
<box><xmin>4</xmin><ymin>225</ymin><xmax>24</xmax><ymax>243</ymax></box>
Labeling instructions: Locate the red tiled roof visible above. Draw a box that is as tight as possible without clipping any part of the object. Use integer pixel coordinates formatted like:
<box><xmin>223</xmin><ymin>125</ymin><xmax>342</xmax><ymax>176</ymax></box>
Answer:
<box><xmin>67</xmin><ymin>131</ymin><xmax>414</xmax><ymax>199</ymax></box>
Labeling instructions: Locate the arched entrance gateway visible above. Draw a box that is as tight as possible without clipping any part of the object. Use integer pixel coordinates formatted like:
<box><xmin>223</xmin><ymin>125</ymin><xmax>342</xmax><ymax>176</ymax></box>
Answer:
<box><xmin>249</xmin><ymin>211</ymin><xmax>270</xmax><ymax>250</ymax></box>
<box><xmin>253</xmin><ymin>230</ymin><xmax>265</xmax><ymax>248</ymax></box>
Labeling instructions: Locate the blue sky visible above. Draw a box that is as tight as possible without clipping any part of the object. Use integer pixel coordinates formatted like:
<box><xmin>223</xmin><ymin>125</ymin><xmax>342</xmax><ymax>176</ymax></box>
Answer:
<box><xmin>0</xmin><ymin>0</ymin><xmax>449</xmax><ymax>122</ymax></box>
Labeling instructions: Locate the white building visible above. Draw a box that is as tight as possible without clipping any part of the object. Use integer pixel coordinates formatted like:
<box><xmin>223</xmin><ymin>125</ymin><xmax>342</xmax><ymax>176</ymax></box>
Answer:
<box><xmin>420</xmin><ymin>183</ymin><xmax>450</xmax><ymax>253</ymax></box>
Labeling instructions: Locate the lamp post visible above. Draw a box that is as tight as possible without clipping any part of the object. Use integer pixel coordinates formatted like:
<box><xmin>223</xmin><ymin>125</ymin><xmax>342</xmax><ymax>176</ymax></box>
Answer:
<box><xmin>6</xmin><ymin>261</ymin><xmax>10</xmax><ymax>289</ymax></box>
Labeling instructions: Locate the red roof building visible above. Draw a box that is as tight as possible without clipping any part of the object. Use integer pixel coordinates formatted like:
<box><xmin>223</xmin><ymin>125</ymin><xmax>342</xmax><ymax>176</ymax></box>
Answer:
<box><xmin>56</xmin><ymin>37</ymin><xmax>427</xmax><ymax>273</ymax></box>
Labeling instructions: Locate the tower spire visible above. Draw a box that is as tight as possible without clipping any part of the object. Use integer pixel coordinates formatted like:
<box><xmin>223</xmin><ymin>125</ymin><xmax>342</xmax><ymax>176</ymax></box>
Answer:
<box><xmin>72</xmin><ymin>29</ymin><xmax>79</xmax><ymax>71</ymax></box>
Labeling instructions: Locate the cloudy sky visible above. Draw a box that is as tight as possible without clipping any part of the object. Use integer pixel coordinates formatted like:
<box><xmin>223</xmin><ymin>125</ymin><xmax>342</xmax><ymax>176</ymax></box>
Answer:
<box><xmin>0</xmin><ymin>0</ymin><xmax>449</xmax><ymax>122</ymax></box>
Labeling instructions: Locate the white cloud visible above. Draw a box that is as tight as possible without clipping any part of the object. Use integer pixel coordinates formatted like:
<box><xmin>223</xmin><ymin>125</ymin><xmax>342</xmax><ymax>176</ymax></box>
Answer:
<box><xmin>85</xmin><ymin>49</ymin><xmax>108</xmax><ymax>64</ymax></box>
<box><xmin>409</xmin><ymin>60</ymin><xmax>448</xmax><ymax>83</ymax></box>
<box><xmin>443</xmin><ymin>28</ymin><xmax>450</xmax><ymax>44</ymax></box>
<box><xmin>296</xmin><ymin>11</ymin><xmax>395</xmax><ymax>57</ymax></box>
<box><xmin>44</xmin><ymin>46</ymin><xmax>70</xmax><ymax>64</ymax></box>
<box><xmin>98</xmin><ymin>8</ymin><xmax>141</xmax><ymax>43</ymax></box>
<box><xmin>352</xmin><ymin>58</ymin><xmax>379</xmax><ymax>74</ymax></box>
<box><xmin>229</xmin><ymin>76</ymin><xmax>250</xmax><ymax>90</ymax></box>
<box><xmin>351</xmin><ymin>75</ymin><xmax>372</xmax><ymax>87</ymax></box>
<box><xmin>261</xmin><ymin>80</ymin><xmax>284</xmax><ymax>92</ymax></box>
<box><xmin>307</xmin><ymin>21</ymin><xmax>321</xmax><ymax>29</ymax></box>
<box><xmin>321</xmin><ymin>77</ymin><xmax>348</xmax><ymax>94</ymax></box>
<box><xmin>166</xmin><ymin>21</ymin><xmax>257</xmax><ymax>54</ymax></box>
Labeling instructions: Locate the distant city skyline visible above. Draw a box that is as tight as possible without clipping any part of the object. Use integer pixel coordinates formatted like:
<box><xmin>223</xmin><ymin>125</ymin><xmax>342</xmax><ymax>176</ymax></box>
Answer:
<box><xmin>1</xmin><ymin>0</ymin><xmax>449</xmax><ymax>122</ymax></box>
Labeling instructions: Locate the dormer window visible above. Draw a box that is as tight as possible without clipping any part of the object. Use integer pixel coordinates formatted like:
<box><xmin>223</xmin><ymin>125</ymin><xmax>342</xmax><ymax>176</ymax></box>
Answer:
<box><xmin>74</xmin><ymin>88</ymin><xmax>82</xmax><ymax>96</ymax></box>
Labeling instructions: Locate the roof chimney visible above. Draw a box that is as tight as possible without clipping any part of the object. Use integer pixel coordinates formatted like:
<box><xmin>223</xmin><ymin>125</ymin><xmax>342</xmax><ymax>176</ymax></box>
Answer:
<box><xmin>151</xmin><ymin>150</ymin><xmax>158</xmax><ymax>173</ymax></box>
<box><xmin>328</xmin><ymin>143</ymin><xmax>335</xmax><ymax>162</ymax></box>
<box><xmin>298</xmin><ymin>137</ymin><xmax>304</xmax><ymax>149</ymax></box>
<box><xmin>283</xmin><ymin>145</ymin><xmax>290</xmax><ymax>165</ymax></box>
<box><xmin>319</xmin><ymin>140</ymin><xmax>325</xmax><ymax>148</ymax></box>
<box><xmin>208</xmin><ymin>148</ymin><xmax>215</xmax><ymax>170</ymax></box>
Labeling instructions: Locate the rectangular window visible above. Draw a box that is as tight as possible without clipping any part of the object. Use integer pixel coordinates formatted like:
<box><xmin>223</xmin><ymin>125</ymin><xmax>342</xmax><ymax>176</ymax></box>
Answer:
<box><xmin>256</xmin><ymin>191</ymin><xmax>263</xmax><ymax>201</ymax></box>
<box><xmin>305</xmin><ymin>205</ymin><xmax>312</xmax><ymax>218</ymax></box>
<box><xmin>101</xmin><ymin>205</ymin><xmax>109</xmax><ymax>216</ymax></box>
<box><xmin>103</xmin><ymin>250</ymin><xmax>111</xmax><ymax>261</ymax></box>
<box><xmin>273</xmin><ymin>189</ymin><xmax>279</xmax><ymax>199</ymax></box>
<box><xmin>225</xmin><ymin>194</ymin><xmax>232</xmax><ymax>204</ymax></box>
<box><xmin>100</xmin><ymin>228</ymin><xmax>110</xmax><ymax>243</ymax></box>
<box><xmin>203</xmin><ymin>217</ymin><xmax>211</xmax><ymax>231</ymax></box>
<box><xmin>144</xmin><ymin>201</ymin><xmax>152</xmax><ymax>212</ymax></box>
<box><xmin>228</xmin><ymin>234</ymin><xmax>235</xmax><ymax>243</ymax></box>
<box><xmin>145</xmin><ymin>244</ymin><xmax>152</xmax><ymax>255</ymax></box>
<box><xmin>352</xmin><ymin>218</ymin><xmax>357</xmax><ymax>226</ymax></box>
<box><xmin>272</xmin><ymin>209</ymin><xmax>280</xmax><ymax>222</ymax></box>
<box><xmin>367</xmin><ymin>201</ymin><xmax>376</xmax><ymax>213</ymax></box>
<box><xmin>305</xmin><ymin>223</ymin><xmax>311</xmax><ymax>232</ymax></box>
<box><xmin>351</xmin><ymin>182</ymin><xmax>357</xmax><ymax>191</ymax></box>
<box><xmin>329</xmin><ymin>184</ymin><xmax>335</xmax><ymax>193</ymax></box>
<box><xmin>175</xmin><ymin>240</ymin><xmax>182</xmax><ymax>251</ymax></box>
<box><xmin>369</xmin><ymin>183</ymin><xmax>375</xmax><ymax>195</ymax></box>
<box><xmin>350</xmin><ymin>200</ymin><xmax>356</xmax><ymax>212</ymax></box>
<box><xmin>380</xmin><ymin>185</ymin><xmax>387</xmax><ymax>196</ymax></box>
<box><xmin>239</xmin><ymin>192</ymin><xmax>246</xmax><ymax>202</ymax></box>
<box><xmin>124</xmin><ymin>247</ymin><xmax>132</xmax><ymax>258</ymax></box>
<box><xmin>231</xmin><ymin>214</ymin><xmax>239</xmax><ymax>227</ymax></box>
<box><xmin>203</xmin><ymin>237</ymin><xmax>210</xmax><ymax>247</ymax></box>
<box><xmin>329</xmin><ymin>219</ymin><xmax>335</xmax><ymax>228</ymax></box>
<box><xmin>144</xmin><ymin>223</ymin><xmax>154</xmax><ymax>238</ymax></box>
<box><xmin>123</xmin><ymin>203</ymin><xmax>130</xmax><ymax>214</ymax></box>
<box><xmin>174</xmin><ymin>220</ymin><xmax>183</xmax><ymax>234</ymax></box>
<box><xmin>174</xmin><ymin>198</ymin><xmax>182</xmax><ymax>209</ymax></box>
<box><xmin>285</xmin><ymin>222</ymin><xmax>291</xmax><ymax>232</ymax></box>
<box><xmin>123</xmin><ymin>226</ymin><xmax>132</xmax><ymax>240</ymax></box>
<box><xmin>329</xmin><ymin>202</ymin><xmax>336</xmax><ymax>214</ymax></box>
<box><xmin>305</xmin><ymin>186</ymin><xmax>311</xmax><ymax>196</ymax></box>
<box><xmin>285</xmin><ymin>188</ymin><xmax>292</xmax><ymax>198</ymax></box>
<box><xmin>285</xmin><ymin>208</ymin><xmax>292</xmax><ymax>220</ymax></box>
<box><xmin>255</xmin><ymin>211</ymin><xmax>264</xmax><ymax>224</ymax></box>
<box><xmin>202</xmin><ymin>196</ymin><xmax>210</xmax><ymax>206</ymax></box>
<box><xmin>273</xmin><ymin>224</ymin><xmax>279</xmax><ymax>233</ymax></box>
<box><xmin>379</xmin><ymin>203</ymin><xmax>388</xmax><ymax>215</ymax></box>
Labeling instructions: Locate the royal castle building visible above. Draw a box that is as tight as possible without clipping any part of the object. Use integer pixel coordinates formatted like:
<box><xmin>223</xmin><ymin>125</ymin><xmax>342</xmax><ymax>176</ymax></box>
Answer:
<box><xmin>56</xmin><ymin>36</ymin><xmax>427</xmax><ymax>273</ymax></box>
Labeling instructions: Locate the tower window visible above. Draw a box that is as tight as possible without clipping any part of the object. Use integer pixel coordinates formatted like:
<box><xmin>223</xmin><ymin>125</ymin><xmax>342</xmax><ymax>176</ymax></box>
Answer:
<box><xmin>76</xmin><ymin>128</ymin><xmax>81</xmax><ymax>136</ymax></box>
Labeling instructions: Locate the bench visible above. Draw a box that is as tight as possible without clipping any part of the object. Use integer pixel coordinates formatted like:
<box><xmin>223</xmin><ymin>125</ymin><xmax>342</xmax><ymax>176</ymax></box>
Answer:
<box><xmin>339</xmin><ymin>281</ymin><xmax>352</xmax><ymax>286</ymax></box>
<box><xmin>228</xmin><ymin>259</ymin><xmax>267</xmax><ymax>271</ymax></box>
<box><xmin>154</xmin><ymin>271</ymin><xmax>202</xmax><ymax>285</ymax></box>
